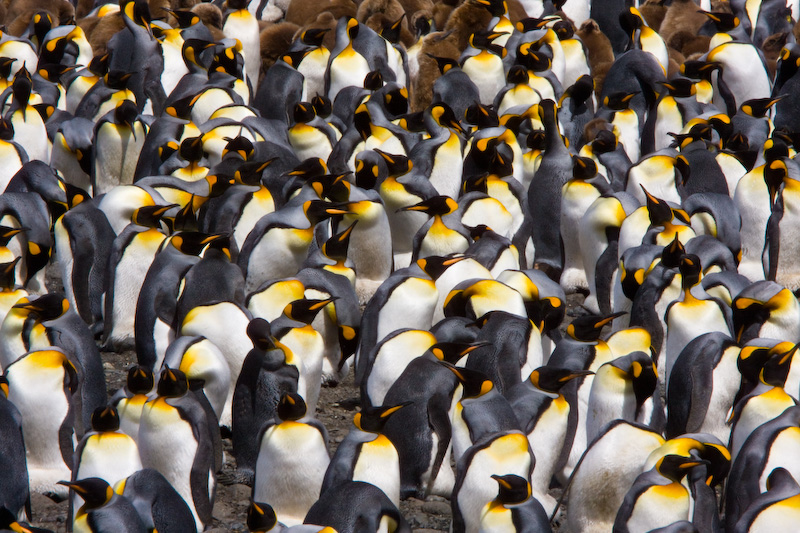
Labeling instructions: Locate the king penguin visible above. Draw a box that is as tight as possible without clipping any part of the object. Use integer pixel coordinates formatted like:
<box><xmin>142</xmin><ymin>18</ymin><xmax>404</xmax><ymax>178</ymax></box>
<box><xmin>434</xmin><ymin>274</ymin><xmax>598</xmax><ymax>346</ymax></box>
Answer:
<box><xmin>137</xmin><ymin>367</ymin><xmax>218</xmax><ymax>532</ymax></box>
<box><xmin>252</xmin><ymin>392</ymin><xmax>330</xmax><ymax>527</ymax></box>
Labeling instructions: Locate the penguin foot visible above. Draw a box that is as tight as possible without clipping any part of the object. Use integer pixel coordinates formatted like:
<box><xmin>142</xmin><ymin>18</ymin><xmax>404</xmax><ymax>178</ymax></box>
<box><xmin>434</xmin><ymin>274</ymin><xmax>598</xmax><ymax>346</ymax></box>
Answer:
<box><xmin>217</xmin><ymin>468</ymin><xmax>254</xmax><ymax>487</ymax></box>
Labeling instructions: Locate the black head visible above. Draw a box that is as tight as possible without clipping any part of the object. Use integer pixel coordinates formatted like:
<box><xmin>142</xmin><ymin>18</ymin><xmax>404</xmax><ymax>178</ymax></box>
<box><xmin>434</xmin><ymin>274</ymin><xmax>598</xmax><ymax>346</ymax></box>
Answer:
<box><xmin>157</xmin><ymin>366</ymin><xmax>189</xmax><ymax>398</ymax></box>
<box><xmin>277</xmin><ymin>392</ymin><xmax>307</xmax><ymax>421</ymax></box>
<box><xmin>91</xmin><ymin>405</ymin><xmax>120</xmax><ymax>432</ymax></box>
<box><xmin>126</xmin><ymin>365</ymin><xmax>154</xmax><ymax>395</ymax></box>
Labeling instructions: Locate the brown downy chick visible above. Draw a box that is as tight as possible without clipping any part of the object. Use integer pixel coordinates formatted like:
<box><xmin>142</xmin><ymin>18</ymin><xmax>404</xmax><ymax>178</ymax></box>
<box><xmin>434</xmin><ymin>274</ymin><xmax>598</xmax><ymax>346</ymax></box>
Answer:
<box><xmin>191</xmin><ymin>3</ymin><xmax>226</xmax><ymax>41</ymax></box>
<box><xmin>260</xmin><ymin>21</ymin><xmax>301</xmax><ymax>76</ymax></box>
<box><xmin>659</xmin><ymin>0</ymin><xmax>708</xmax><ymax>43</ymax></box>
<box><xmin>285</xmin><ymin>0</ymin><xmax>357</xmax><ymax>27</ymax></box>
<box><xmin>410</xmin><ymin>31</ymin><xmax>460</xmax><ymax>112</ymax></box>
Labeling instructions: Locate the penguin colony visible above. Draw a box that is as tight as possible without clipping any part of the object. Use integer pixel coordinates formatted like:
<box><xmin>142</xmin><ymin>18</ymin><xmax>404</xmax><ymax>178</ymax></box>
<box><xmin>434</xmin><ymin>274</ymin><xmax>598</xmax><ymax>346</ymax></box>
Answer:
<box><xmin>3</xmin><ymin>0</ymin><xmax>800</xmax><ymax>531</ymax></box>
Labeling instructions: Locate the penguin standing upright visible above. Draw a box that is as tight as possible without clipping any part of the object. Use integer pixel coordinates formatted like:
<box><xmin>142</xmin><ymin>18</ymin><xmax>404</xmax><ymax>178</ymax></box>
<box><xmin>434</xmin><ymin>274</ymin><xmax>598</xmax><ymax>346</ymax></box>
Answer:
<box><xmin>70</xmin><ymin>406</ymin><xmax>142</xmax><ymax>524</ymax></box>
<box><xmin>92</xmin><ymin>100</ymin><xmax>147</xmax><ymax>195</ymax></box>
<box><xmin>137</xmin><ymin>367</ymin><xmax>218</xmax><ymax>532</ymax></box>
<box><xmin>5</xmin><ymin>66</ymin><xmax>49</xmax><ymax>163</ymax></box>
<box><xmin>103</xmin><ymin>205</ymin><xmax>170</xmax><ymax>351</ymax></box>
<box><xmin>252</xmin><ymin>392</ymin><xmax>330</xmax><ymax>527</ymax></box>
<box><xmin>222</xmin><ymin>0</ymin><xmax>261</xmax><ymax>92</ymax></box>
<box><xmin>321</xmin><ymin>403</ymin><xmax>407</xmax><ymax>506</ymax></box>
<box><xmin>613</xmin><ymin>454</ymin><xmax>705</xmax><ymax>532</ymax></box>
<box><xmin>528</xmin><ymin>99</ymin><xmax>573</xmax><ymax>280</ymax></box>
<box><xmin>4</xmin><ymin>348</ymin><xmax>78</xmax><ymax>499</ymax></box>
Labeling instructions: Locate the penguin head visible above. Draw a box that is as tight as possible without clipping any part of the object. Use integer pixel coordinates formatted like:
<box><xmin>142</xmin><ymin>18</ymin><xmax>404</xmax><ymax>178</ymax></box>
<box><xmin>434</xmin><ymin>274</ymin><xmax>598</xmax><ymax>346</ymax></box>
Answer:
<box><xmin>321</xmin><ymin>221</ymin><xmax>357</xmax><ymax>261</ymax></box>
<box><xmin>354</xmin><ymin>402</ymin><xmax>408</xmax><ymax>433</ymax></box>
<box><xmin>246</xmin><ymin>318</ymin><xmax>274</xmax><ymax>351</ymax></box>
<box><xmin>182</xmin><ymin>39</ymin><xmax>216</xmax><ymax>71</ymax></box>
<box><xmin>301</xmin><ymin>28</ymin><xmax>330</xmax><ymax>47</ymax></box>
<box><xmin>126</xmin><ymin>365</ymin><xmax>155</xmax><ymax>395</ymax></box>
<box><xmin>311</xmin><ymin>95</ymin><xmax>332</xmax><ymax>118</ymax></box>
<box><xmin>761</xmin><ymin>343</ymin><xmax>799</xmax><ymax>387</ymax></box>
<box><xmin>169</xmin><ymin>231</ymin><xmax>228</xmax><ymax>256</ymax></box>
<box><xmin>426</xmin><ymin>54</ymin><xmax>458</xmax><ymax>75</ymax></box>
<box><xmin>528</xmin><ymin>366</ymin><xmax>593</xmax><ymax>393</ymax></box>
<box><xmin>641</xmin><ymin>186</ymin><xmax>673</xmax><ymax>226</ymax></box>
<box><xmin>379</xmin><ymin>14</ymin><xmax>406</xmax><ymax>44</ymax></box>
<box><xmin>516</xmin><ymin>44</ymin><xmax>551</xmax><ymax>73</ymax></box>
<box><xmin>37</xmin><ymin>63</ymin><xmax>75</xmax><ymax>84</ymax></box>
<box><xmin>602</xmin><ymin>91</ymin><xmax>637</xmax><ymax>111</ymax></box>
<box><xmin>464</xmin><ymin>103</ymin><xmax>499</xmax><ymax>129</ymax></box>
<box><xmin>11</xmin><ymin>65</ymin><xmax>32</xmax><ymax>110</ymax></box>
<box><xmin>491</xmin><ymin>474</ymin><xmax>531</xmax><ymax>505</ymax></box>
<box><xmin>654</xmin><ymin>454</ymin><xmax>705</xmax><ymax>484</ymax></box>
<box><xmin>131</xmin><ymin>204</ymin><xmax>176</xmax><ymax>228</ymax></box>
<box><xmin>13</xmin><ymin>293</ymin><xmax>69</xmax><ymax>321</ymax></box>
<box><xmin>165</xmin><ymin>8</ymin><xmax>202</xmax><ymax>29</ymax></box>
<box><xmin>338</xmin><ymin>324</ymin><xmax>359</xmax><ymax>366</ymax></box>
<box><xmin>345</xmin><ymin>17</ymin><xmax>360</xmax><ymax>40</ymax></box>
<box><xmin>572</xmin><ymin>156</ymin><xmax>597</xmax><ymax>180</ymax></box>
<box><xmin>678</xmin><ymin>254</ymin><xmax>702</xmax><ymax>289</ymax></box>
<box><xmin>104</xmin><ymin>70</ymin><xmax>133</xmax><ymax>91</ymax></box>
<box><xmin>417</xmin><ymin>254</ymin><xmax>468</xmax><ymax>280</ymax></box>
<box><xmin>515</xmin><ymin>17</ymin><xmax>549</xmax><ymax>34</ymax></box>
<box><xmin>474</xmin><ymin>0</ymin><xmax>506</xmax><ymax>17</ymax></box>
<box><xmin>619</xmin><ymin>7</ymin><xmax>645</xmax><ymax>40</ymax></box>
<box><xmin>527</xmin><ymin>130</ymin><xmax>546</xmax><ymax>151</ymax></box>
<box><xmin>381</xmin><ymin>86</ymin><xmax>409</xmax><ymax>118</ymax></box>
<box><xmin>247</xmin><ymin>501</ymin><xmax>279</xmax><ymax>532</ymax></box>
<box><xmin>506</xmin><ymin>65</ymin><xmax>528</xmax><ymax>86</ymax></box>
<box><xmin>401</xmin><ymin>195</ymin><xmax>459</xmax><ymax>217</ymax></box>
<box><xmin>0</xmin><ymin>376</ymin><xmax>7</xmax><ymax>398</ymax></box>
<box><xmin>698</xmin><ymin>10</ymin><xmax>740</xmax><ymax>33</ymax></box>
<box><xmin>560</xmin><ymin>75</ymin><xmax>594</xmax><ymax>108</ymax></box>
<box><xmin>738</xmin><ymin>342</ymin><xmax>778</xmax><ymax>383</ymax></box>
<box><xmin>303</xmin><ymin>200</ymin><xmax>353</xmax><ymax>225</ymax></box>
<box><xmin>660</xmin><ymin>234</ymin><xmax>685</xmax><ymax>270</ymax></box>
<box><xmin>58</xmin><ymin>478</ymin><xmax>114</xmax><ymax>510</ymax></box>
<box><xmin>91</xmin><ymin>405</ymin><xmax>121</xmax><ymax>432</ymax></box>
<box><xmin>157</xmin><ymin>367</ymin><xmax>189</xmax><ymax>398</ymax></box>
<box><xmin>468</xmin><ymin>30</ymin><xmax>507</xmax><ymax>56</ymax></box>
<box><xmin>283</xmin><ymin>297</ymin><xmax>336</xmax><ymax>324</ymax></box>
<box><xmin>222</xmin><ymin>136</ymin><xmax>255</xmax><ymax>162</ymax></box>
<box><xmin>292</xmin><ymin>102</ymin><xmax>316</xmax><ymax>125</ymax></box>
<box><xmin>287</xmin><ymin>157</ymin><xmax>328</xmax><ymax>182</ymax></box>
<box><xmin>429</xmin><ymin>341</ymin><xmax>491</xmax><ymax>365</ymax></box>
<box><xmin>113</xmin><ymin>99</ymin><xmax>139</xmax><ymax>130</ymax></box>
<box><xmin>566</xmin><ymin>312</ymin><xmax>625</xmax><ymax>342</ymax></box>
<box><xmin>0</xmin><ymin>57</ymin><xmax>15</xmax><ymax>81</ymax></box>
<box><xmin>277</xmin><ymin>392</ymin><xmax>307</xmax><ymax>421</ymax></box>
<box><xmin>590</xmin><ymin>129</ymin><xmax>618</xmax><ymax>154</ymax></box>
<box><xmin>609</xmin><ymin>351</ymin><xmax>658</xmax><ymax>411</ymax></box>
<box><xmin>0</xmin><ymin>257</ymin><xmax>20</xmax><ymax>291</ymax></box>
<box><xmin>429</xmin><ymin>102</ymin><xmax>465</xmax><ymax>135</ymax></box>
<box><xmin>354</xmin><ymin>154</ymin><xmax>384</xmax><ymax>189</ymax></box>
<box><xmin>441</xmin><ymin>364</ymin><xmax>495</xmax><ymax>398</ymax></box>
<box><xmin>659</xmin><ymin>78</ymin><xmax>696</xmax><ymax>99</ymax></box>
<box><xmin>680</xmin><ymin>60</ymin><xmax>721</xmax><ymax>83</ymax></box>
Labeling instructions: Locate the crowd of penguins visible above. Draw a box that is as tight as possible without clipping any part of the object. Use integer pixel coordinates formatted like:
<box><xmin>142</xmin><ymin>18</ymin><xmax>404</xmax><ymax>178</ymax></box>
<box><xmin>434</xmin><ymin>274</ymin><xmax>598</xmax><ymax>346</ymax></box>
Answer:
<box><xmin>5</xmin><ymin>0</ymin><xmax>800</xmax><ymax>531</ymax></box>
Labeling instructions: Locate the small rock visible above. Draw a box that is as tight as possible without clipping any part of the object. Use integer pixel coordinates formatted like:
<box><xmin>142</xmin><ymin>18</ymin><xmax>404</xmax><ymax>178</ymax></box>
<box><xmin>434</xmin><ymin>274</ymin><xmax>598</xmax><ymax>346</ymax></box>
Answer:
<box><xmin>421</xmin><ymin>501</ymin><xmax>451</xmax><ymax>515</ymax></box>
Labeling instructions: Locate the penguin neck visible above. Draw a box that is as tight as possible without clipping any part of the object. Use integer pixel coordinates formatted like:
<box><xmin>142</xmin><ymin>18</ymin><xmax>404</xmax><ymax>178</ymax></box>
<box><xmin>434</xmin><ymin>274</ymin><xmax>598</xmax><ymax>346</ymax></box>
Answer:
<box><xmin>542</xmin><ymin>106</ymin><xmax>568</xmax><ymax>155</ymax></box>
